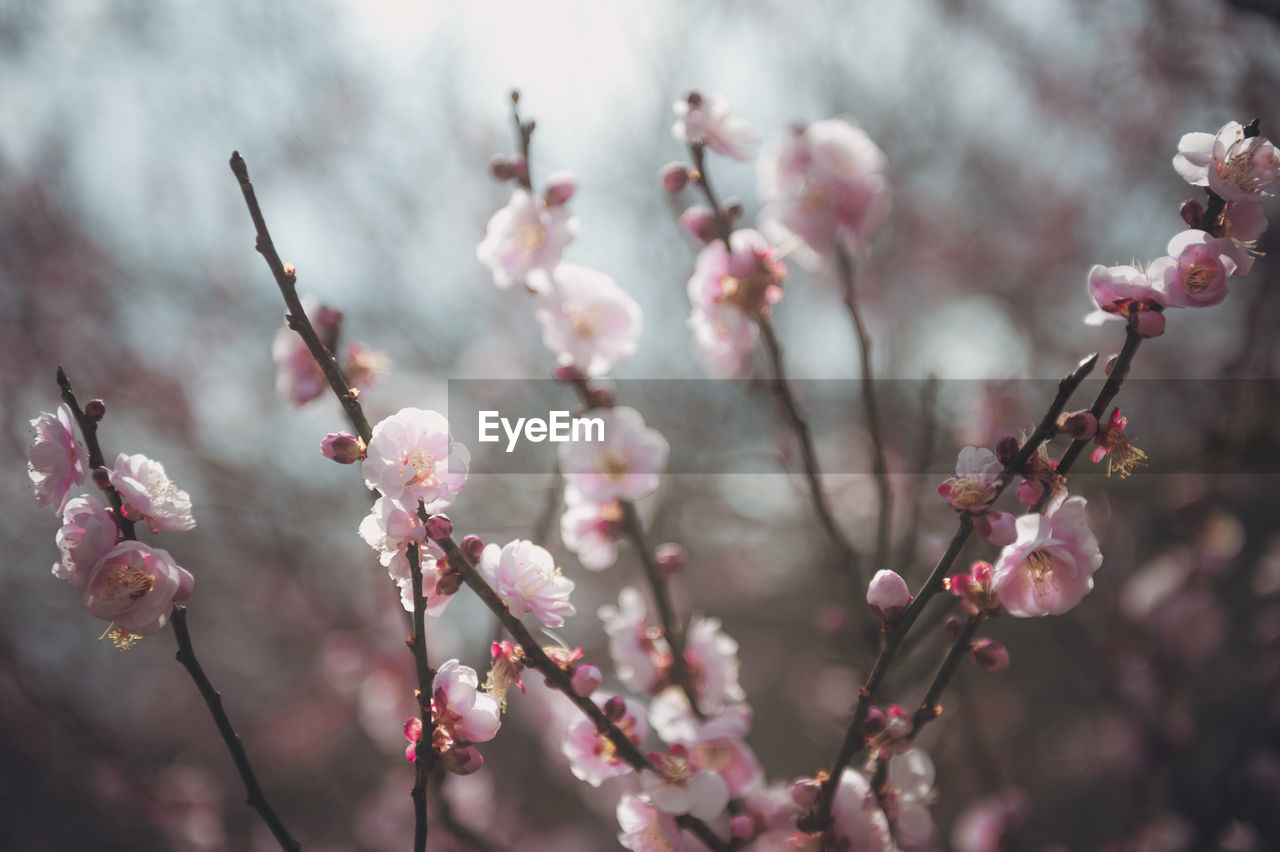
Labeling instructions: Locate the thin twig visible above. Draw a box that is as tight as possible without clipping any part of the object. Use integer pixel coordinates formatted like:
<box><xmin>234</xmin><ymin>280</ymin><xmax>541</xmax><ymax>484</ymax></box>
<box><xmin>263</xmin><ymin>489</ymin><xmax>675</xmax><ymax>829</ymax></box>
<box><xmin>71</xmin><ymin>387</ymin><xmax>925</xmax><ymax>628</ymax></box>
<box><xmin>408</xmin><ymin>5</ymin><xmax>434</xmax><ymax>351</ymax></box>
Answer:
<box><xmin>407</xmin><ymin>540</ymin><xmax>436</xmax><ymax>852</ymax></box>
<box><xmin>908</xmin><ymin>614</ymin><xmax>984</xmax><ymax>739</ymax></box>
<box><xmin>56</xmin><ymin>367</ymin><xmax>135</xmax><ymax>541</ymax></box>
<box><xmin>836</xmin><ymin>244</ymin><xmax>893</xmax><ymax>575</ymax></box>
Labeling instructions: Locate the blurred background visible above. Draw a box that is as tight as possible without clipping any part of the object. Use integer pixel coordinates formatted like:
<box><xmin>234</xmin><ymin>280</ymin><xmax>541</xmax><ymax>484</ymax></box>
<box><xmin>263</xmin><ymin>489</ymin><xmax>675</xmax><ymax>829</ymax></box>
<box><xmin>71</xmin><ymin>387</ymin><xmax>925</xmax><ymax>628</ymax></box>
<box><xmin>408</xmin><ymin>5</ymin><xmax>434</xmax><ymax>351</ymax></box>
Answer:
<box><xmin>4</xmin><ymin>0</ymin><xmax>1280</xmax><ymax>848</ymax></box>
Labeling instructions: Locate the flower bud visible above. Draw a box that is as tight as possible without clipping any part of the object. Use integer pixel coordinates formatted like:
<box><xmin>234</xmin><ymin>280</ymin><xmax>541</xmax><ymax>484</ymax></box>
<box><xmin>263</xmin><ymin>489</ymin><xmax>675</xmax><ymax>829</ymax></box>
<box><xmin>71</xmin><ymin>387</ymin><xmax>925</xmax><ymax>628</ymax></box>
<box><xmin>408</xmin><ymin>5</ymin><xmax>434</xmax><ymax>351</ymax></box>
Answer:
<box><xmin>489</xmin><ymin>155</ymin><xmax>515</xmax><ymax>182</ymax></box>
<box><xmin>424</xmin><ymin>514</ymin><xmax>453</xmax><ymax>541</ymax></box>
<box><xmin>885</xmin><ymin>704</ymin><xmax>911</xmax><ymax>739</ymax></box>
<box><xmin>571</xmin><ymin>664</ymin><xmax>602</xmax><ymax>697</ymax></box>
<box><xmin>680</xmin><ymin>205</ymin><xmax>719</xmax><ymax>243</ymax></box>
<box><xmin>543</xmin><ymin>171</ymin><xmax>576</xmax><ymax>207</ymax></box>
<box><xmin>320</xmin><ymin>431</ymin><xmax>366</xmax><ymax>464</ymax></box>
<box><xmin>995</xmin><ymin>435</ymin><xmax>1020</xmax><ymax>466</ymax></box>
<box><xmin>436</xmin><ymin>569</ymin><xmax>464</xmax><ymax>597</ymax></box>
<box><xmin>724</xmin><ymin>198</ymin><xmax>744</xmax><ymax>222</ymax></box>
<box><xmin>442</xmin><ymin>744</ymin><xmax>484</xmax><ymax>775</ymax></box>
<box><xmin>1180</xmin><ymin>198</ymin><xmax>1205</xmax><ymax>229</ymax></box>
<box><xmin>970</xmin><ymin>638</ymin><xmax>1010</xmax><ymax>673</ymax></box>
<box><xmin>867</xmin><ymin>569</ymin><xmax>912</xmax><ymax>620</ymax></box>
<box><xmin>1016</xmin><ymin>478</ymin><xmax>1045</xmax><ymax>506</ymax></box>
<box><xmin>1058</xmin><ymin>410</ymin><xmax>1099</xmax><ymax>441</ymax></box>
<box><xmin>460</xmin><ymin>535</ymin><xmax>484</xmax><ymax>564</ymax></box>
<box><xmin>92</xmin><ymin>466</ymin><xmax>112</xmax><ymax>491</ymax></box>
<box><xmin>974</xmin><ymin>511</ymin><xmax>1017</xmax><ymax>547</ymax></box>
<box><xmin>862</xmin><ymin>707</ymin><xmax>886</xmax><ymax>736</ymax></box>
<box><xmin>603</xmin><ymin>695</ymin><xmax>627</xmax><ymax>722</ymax></box>
<box><xmin>685</xmin><ymin>89</ymin><xmax>703</xmax><ymax>108</ymax></box>
<box><xmin>659</xmin><ymin>162</ymin><xmax>689</xmax><ymax>193</ymax></box>
<box><xmin>730</xmin><ymin>814</ymin><xmax>756</xmax><ymax>841</ymax></box>
<box><xmin>1131</xmin><ymin>309</ymin><xmax>1166</xmax><ymax>338</ymax></box>
<box><xmin>653</xmin><ymin>543</ymin><xmax>686</xmax><ymax>579</ymax></box>
<box><xmin>84</xmin><ymin>399</ymin><xmax>106</xmax><ymax>422</ymax></box>
<box><xmin>553</xmin><ymin>364</ymin><xmax>585</xmax><ymax>383</ymax></box>
<box><xmin>791</xmin><ymin>777</ymin><xmax>822</xmax><ymax>809</ymax></box>
<box><xmin>590</xmin><ymin>387</ymin><xmax>615</xmax><ymax>409</ymax></box>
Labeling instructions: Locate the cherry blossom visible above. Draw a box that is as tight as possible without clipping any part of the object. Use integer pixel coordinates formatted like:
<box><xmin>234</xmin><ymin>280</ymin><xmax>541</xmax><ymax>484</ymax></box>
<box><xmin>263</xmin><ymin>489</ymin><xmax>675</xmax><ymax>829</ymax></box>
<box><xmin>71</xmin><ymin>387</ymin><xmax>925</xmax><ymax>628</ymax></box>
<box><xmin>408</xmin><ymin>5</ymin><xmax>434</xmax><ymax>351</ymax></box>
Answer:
<box><xmin>27</xmin><ymin>404</ymin><xmax>88</xmax><ymax>515</ymax></box>
<box><xmin>687</xmin><ymin>228</ymin><xmax>786</xmax><ymax>319</ymax></box>
<box><xmin>52</xmin><ymin>494</ymin><xmax>116</xmax><ymax>590</ymax></box>
<box><xmin>342</xmin><ymin>341</ymin><xmax>390</xmax><ymax>390</ymax></box>
<box><xmin>828</xmin><ymin>768</ymin><xmax>894</xmax><ymax>852</ymax></box>
<box><xmin>672</xmin><ymin>91</ymin><xmax>759</xmax><ymax>161</ymax></box>
<box><xmin>531</xmin><ymin>263</ymin><xmax>643</xmax><ymax>377</ymax></box>
<box><xmin>383</xmin><ymin>544</ymin><xmax>454</xmax><ymax>616</ymax></box>
<box><xmin>884</xmin><ymin>749</ymin><xmax>939</xmax><ymax>850</ymax></box>
<box><xmin>684</xmin><ymin>613</ymin><xmax>746</xmax><ymax>714</ymax></box>
<box><xmin>616</xmin><ymin>793</ymin><xmax>684</xmax><ymax>852</ymax></box>
<box><xmin>600</xmin><ymin>587</ymin><xmax>671</xmax><ymax>694</ymax></box>
<box><xmin>424</xmin><ymin>659</ymin><xmax>501</xmax><ymax>773</ymax></box>
<box><xmin>991</xmin><ymin>496</ymin><xmax>1103</xmax><ymax>617</ymax></box>
<box><xmin>83</xmin><ymin>541</ymin><xmax>195</xmax><ymax>637</ymax></box>
<box><xmin>559</xmin><ymin>486</ymin><xmax>624</xmax><ymax>571</ymax></box>
<box><xmin>867</xmin><ymin>569</ymin><xmax>912</xmax><ymax>620</ymax></box>
<box><xmin>1173</xmin><ymin>121</ymin><xmax>1280</xmax><ymax>201</ymax></box>
<box><xmin>1091</xmin><ymin>408</ymin><xmax>1147</xmax><ymax>478</ymax></box>
<box><xmin>640</xmin><ymin>744</ymin><xmax>730</xmax><ymax>820</ymax></box>
<box><xmin>950</xmin><ymin>561</ymin><xmax>1001</xmax><ymax>618</ymax></box>
<box><xmin>687</xmin><ymin>303</ymin><xmax>758</xmax><ymax>378</ymax></box>
<box><xmin>757</xmin><ymin>117</ymin><xmax>890</xmax><ymax>264</ymax></box>
<box><xmin>270</xmin><ymin>299</ymin><xmax>342</xmax><ymax>407</ymax></box>
<box><xmin>1083</xmin><ymin>264</ymin><xmax>1168</xmax><ymax>332</ymax></box>
<box><xmin>358</xmin><ymin>495</ymin><xmax>426</xmax><ymax>566</ymax></box>
<box><xmin>362</xmin><ymin>407</ymin><xmax>469</xmax><ymax>510</ymax></box>
<box><xmin>558</xmin><ymin>406</ymin><xmax>669</xmax><ymax>503</ymax></box>
<box><xmin>562</xmin><ymin>694</ymin><xmax>647</xmax><ymax>786</ymax></box>
<box><xmin>478</xmin><ymin>539</ymin><xmax>575</xmax><ymax>628</ymax></box>
<box><xmin>109</xmin><ymin>453</ymin><xmax>196</xmax><ymax>532</ymax></box>
<box><xmin>648</xmin><ymin>689</ymin><xmax>752</xmax><ymax>746</ymax></box>
<box><xmin>320</xmin><ymin>431</ymin><xmax>366</xmax><ymax>464</ymax></box>
<box><xmin>476</xmin><ymin>188</ymin><xmax>579</xmax><ymax>289</ymax></box>
<box><xmin>1146</xmin><ymin>229</ymin><xmax>1238</xmax><ymax>308</ymax></box>
<box><xmin>1220</xmin><ymin>201</ymin><xmax>1268</xmax><ymax>275</ymax></box>
<box><xmin>937</xmin><ymin>446</ymin><xmax>1003</xmax><ymax>512</ymax></box>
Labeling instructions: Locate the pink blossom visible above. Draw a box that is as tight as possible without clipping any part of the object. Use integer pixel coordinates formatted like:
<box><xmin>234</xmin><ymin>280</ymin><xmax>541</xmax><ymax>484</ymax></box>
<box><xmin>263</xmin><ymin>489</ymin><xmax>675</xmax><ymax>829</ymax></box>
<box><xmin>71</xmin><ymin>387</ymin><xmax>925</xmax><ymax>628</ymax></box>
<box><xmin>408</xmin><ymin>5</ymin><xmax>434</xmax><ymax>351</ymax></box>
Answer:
<box><xmin>1146</xmin><ymin>229</ymin><xmax>1238</xmax><ymax>308</ymax></box>
<box><xmin>476</xmin><ymin>188</ymin><xmax>578</xmax><ymax>289</ymax></box>
<box><xmin>27</xmin><ymin>404</ymin><xmax>88</xmax><ymax>514</ymax></box>
<box><xmin>362</xmin><ymin>408</ymin><xmax>469</xmax><ymax>510</ymax></box>
<box><xmin>432</xmin><ymin>659</ymin><xmax>501</xmax><ymax>747</ymax></box>
<box><xmin>672</xmin><ymin>91</ymin><xmax>759</xmax><ymax>161</ymax></box>
<box><xmin>559</xmin><ymin>406</ymin><xmax>669</xmax><ymax>503</ymax></box>
<box><xmin>84</xmin><ymin>541</ymin><xmax>195</xmax><ymax>636</ymax></box>
<box><xmin>687</xmin><ymin>229</ymin><xmax>786</xmax><ymax>319</ymax></box>
<box><xmin>685</xmin><ymin>613</ymin><xmax>746</xmax><ymax>714</ymax></box>
<box><xmin>1090</xmin><ymin>408</ymin><xmax>1147</xmax><ymax>478</ymax></box>
<box><xmin>950</xmin><ymin>560</ymin><xmax>1001</xmax><ymax>617</ymax></box>
<box><xmin>1173</xmin><ymin>121</ymin><xmax>1280</xmax><ymax>201</ymax></box>
<box><xmin>358</xmin><ymin>495</ymin><xmax>426</xmax><ymax>566</ymax></box>
<box><xmin>640</xmin><ymin>744</ymin><xmax>730</xmax><ymax>820</ymax></box>
<box><xmin>478</xmin><ymin>539</ymin><xmax>575</xmax><ymax>628</ymax></box>
<box><xmin>616</xmin><ymin>793</ymin><xmax>684</xmax><ymax>852</ymax></box>
<box><xmin>687</xmin><ymin>304</ymin><xmax>757</xmax><ymax>378</ymax></box>
<box><xmin>1220</xmin><ymin>201</ymin><xmax>1269</xmax><ymax>275</ymax></box>
<box><xmin>648</xmin><ymin>689</ymin><xmax>752</xmax><ymax>746</ymax></box>
<box><xmin>599</xmin><ymin>587</ymin><xmax>671</xmax><ymax>694</ymax></box>
<box><xmin>1083</xmin><ymin>264</ymin><xmax>1168</xmax><ymax>329</ymax></box>
<box><xmin>320</xmin><ymin>431</ymin><xmax>366</xmax><ymax>464</ymax></box>
<box><xmin>867</xmin><ymin>569</ymin><xmax>912</xmax><ymax>620</ymax></box>
<box><xmin>53</xmin><ymin>494</ymin><xmax>116</xmax><ymax>590</ymax></box>
<box><xmin>829</xmin><ymin>769</ymin><xmax>894</xmax><ymax>852</ymax></box>
<box><xmin>559</xmin><ymin>487</ymin><xmax>624</xmax><ymax>571</ymax></box>
<box><xmin>531</xmin><ymin>263</ymin><xmax>643</xmax><ymax>377</ymax></box>
<box><xmin>973</xmin><ymin>511</ymin><xmax>1017</xmax><ymax>547</ymax></box>
<box><xmin>991</xmin><ymin>496</ymin><xmax>1103</xmax><ymax>617</ymax></box>
<box><xmin>757</xmin><ymin>118</ymin><xmax>890</xmax><ymax>264</ymax></box>
<box><xmin>342</xmin><ymin>341</ymin><xmax>390</xmax><ymax>389</ymax></box>
<box><xmin>563</xmin><ymin>694</ymin><xmax>647</xmax><ymax>786</ymax></box>
<box><xmin>109</xmin><ymin>453</ymin><xmax>196</xmax><ymax>532</ymax></box>
<box><xmin>937</xmin><ymin>446</ymin><xmax>1003</xmax><ymax>512</ymax></box>
<box><xmin>271</xmin><ymin>299</ymin><xmax>342</xmax><ymax>407</ymax></box>
<box><xmin>689</xmin><ymin>733</ymin><xmax>763</xmax><ymax>800</ymax></box>
<box><xmin>383</xmin><ymin>542</ymin><xmax>453</xmax><ymax>616</ymax></box>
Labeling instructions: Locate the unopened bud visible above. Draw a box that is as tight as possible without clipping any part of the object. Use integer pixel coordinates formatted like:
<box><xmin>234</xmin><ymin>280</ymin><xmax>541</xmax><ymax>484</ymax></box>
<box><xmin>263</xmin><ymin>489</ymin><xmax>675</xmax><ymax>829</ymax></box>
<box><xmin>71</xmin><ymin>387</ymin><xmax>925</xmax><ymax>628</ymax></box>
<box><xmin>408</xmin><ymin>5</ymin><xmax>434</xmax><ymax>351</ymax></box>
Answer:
<box><xmin>1058</xmin><ymin>410</ymin><xmax>1099</xmax><ymax>441</ymax></box>
<box><xmin>867</xmin><ymin>569</ymin><xmax>912</xmax><ymax>621</ymax></box>
<box><xmin>971</xmin><ymin>638</ymin><xmax>1010</xmax><ymax>673</ymax></box>
<box><xmin>653</xmin><ymin>543</ymin><xmax>686</xmax><ymax>579</ymax></box>
<box><xmin>84</xmin><ymin>399</ymin><xmax>106</xmax><ymax>422</ymax></box>
<box><xmin>1131</xmin><ymin>309</ymin><xmax>1166</xmax><ymax>338</ymax></box>
<box><xmin>320</xmin><ymin>431</ymin><xmax>366</xmax><ymax>464</ymax></box>
<box><xmin>442</xmin><ymin>744</ymin><xmax>484</xmax><ymax>775</ymax></box>
<box><xmin>543</xmin><ymin>171</ymin><xmax>576</xmax><ymax>207</ymax></box>
<box><xmin>791</xmin><ymin>777</ymin><xmax>822</xmax><ymax>809</ymax></box>
<box><xmin>92</xmin><ymin>467</ymin><xmax>112</xmax><ymax>491</ymax></box>
<box><xmin>1180</xmin><ymin>198</ymin><xmax>1205</xmax><ymax>229</ymax></box>
<box><xmin>659</xmin><ymin>162</ymin><xmax>689</xmax><ymax>193</ymax></box>
<box><xmin>603</xmin><ymin>695</ymin><xmax>627</xmax><ymax>722</ymax></box>
<box><xmin>973</xmin><ymin>511</ymin><xmax>1017</xmax><ymax>547</ymax></box>
<box><xmin>436</xmin><ymin>569</ymin><xmax>464</xmax><ymax>597</ymax></box>
<box><xmin>460</xmin><ymin>535</ymin><xmax>484</xmax><ymax>563</ymax></box>
<box><xmin>995</xmin><ymin>435</ymin><xmax>1020</xmax><ymax>466</ymax></box>
<box><xmin>1016</xmin><ymin>478</ymin><xmax>1045</xmax><ymax>506</ymax></box>
<box><xmin>730</xmin><ymin>814</ymin><xmax>756</xmax><ymax>841</ymax></box>
<box><xmin>424</xmin><ymin>514</ymin><xmax>453</xmax><ymax>541</ymax></box>
<box><xmin>553</xmin><ymin>364</ymin><xmax>585</xmax><ymax>383</ymax></box>
<box><xmin>685</xmin><ymin>90</ymin><xmax>703</xmax><ymax>108</ymax></box>
<box><xmin>862</xmin><ymin>707</ymin><xmax>886</xmax><ymax>736</ymax></box>
<box><xmin>724</xmin><ymin>198</ymin><xmax>744</xmax><ymax>222</ymax></box>
<box><xmin>571</xmin><ymin>664</ymin><xmax>602</xmax><ymax>697</ymax></box>
<box><xmin>489</xmin><ymin>155</ymin><xmax>515</xmax><ymax>182</ymax></box>
<box><xmin>680</xmin><ymin>205</ymin><xmax>719</xmax><ymax>243</ymax></box>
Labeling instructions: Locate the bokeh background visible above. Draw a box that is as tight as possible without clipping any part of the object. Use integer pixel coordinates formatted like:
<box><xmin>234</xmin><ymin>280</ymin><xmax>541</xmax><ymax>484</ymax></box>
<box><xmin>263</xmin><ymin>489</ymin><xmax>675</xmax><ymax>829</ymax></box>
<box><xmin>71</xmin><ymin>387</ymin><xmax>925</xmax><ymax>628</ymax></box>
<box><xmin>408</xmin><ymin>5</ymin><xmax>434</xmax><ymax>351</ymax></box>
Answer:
<box><xmin>4</xmin><ymin>0</ymin><xmax>1280</xmax><ymax>849</ymax></box>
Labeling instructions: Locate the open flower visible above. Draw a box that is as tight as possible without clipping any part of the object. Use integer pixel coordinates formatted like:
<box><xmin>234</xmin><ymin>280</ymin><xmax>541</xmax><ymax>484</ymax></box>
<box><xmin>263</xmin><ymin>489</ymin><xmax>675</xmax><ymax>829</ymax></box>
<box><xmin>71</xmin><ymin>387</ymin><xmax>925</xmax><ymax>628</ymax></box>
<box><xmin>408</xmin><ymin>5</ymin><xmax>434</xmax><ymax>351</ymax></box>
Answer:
<box><xmin>687</xmin><ymin>228</ymin><xmax>786</xmax><ymax>319</ymax></box>
<box><xmin>641</xmin><ymin>744</ymin><xmax>730</xmax><ymax>820</ymax></box>
<box><xmin>27</xmin><ymin>404</ymin><xmax>88</xmax><ymax>515</ymax></box>
<box><xmin>84</xmin><ymin>541</ymin><xmax>195</xmax><ymax>637</ymax></box>
<box><xmin>362</xmin><ymin>408</ymin><xmax>469</xmax><ymax>510</ymax></box>
<box><xmin>53</xmin><ymin>494</ymin><xmax>116</xmax><ymax>590</ymax></box>
<box><xmin>687</xmin><ymin>304</ymin><xmax>757</xmax><ymax>378</ymax></box>
<box><xmin>560</xmin><ymin>486</ymin><xmax>624</xmax><ymax>571</ymax></box>
<box><xmin>829</xmin><ymin>769</ymin><xmax>894</xmax><ymax>852</ymax></box>
<box><xmin>271</xmin><ymin>298</ymin><xmax>342</xmax><ymax>407</ymax></box>
<box><xmin>937</xmin><ymin>446</ymin><xmax>1003</xmax><ymax>512</ymax></box>
<box><xmin>1091</xmin><ymin>408</ymin><xmax>1147</xmax><ymax>478</ymax></box>
<box><xmin>532</xmin><ymin>263</ymin><xmax>643</xmax><ymax>377</ymax></box>
<box><xmin>1174</xmin><ymin>121</ymin><xmax>1280</xmax><ymax>201</ymax></box>
<box><xmin>418</xmin><ymin>659</ymin><xmax>500</xmax><ymax>774</ymax></box>
<box><xmin>478</xmin><ymin>539</ymin><xmax>575</xmax><ymax>628</ymax></box>
<box><xmin>476</xmin><ymin>188</ymin><xmax>578</xmax><ymax>289</ymax></box>
<box><xmin>1146</xmin><ymin>229</ymin><xmax>1238</xmax><ymax>309</ymax></box>
<box><xmin>559</xmin><ymin>406</ymin><xmax>669</xmax><ymax>503</ymax></box>
<box><xmin>672</xmin><ymin>91</ymin><xmax>759</xmax><ymax>161</ymax></box>
<box><xmin>991</xmin><ymin>496</ymin><xmax>1103</xmax><ymax>617</ymax></box>
<box><xmin>600</xmin><ymin>587</ymin><xmax>671</xmax><ymax>695</ymax></box>
<box><xmin>684</xmin><ymin>614</ymin><xmax>746</xmax><ymax>714</ymax></box>
<box><xmin>563</xmin><ymin>694</ymin><xmax>647</xmax><ymax>786</ymax></box>
<box><xmin>1083</xmin><ymin>264</ymin><xmax>1168</xmax><ymax>331</ymax></box>
<box><xmin>616</xmin><ymin>793</ymin><xmax>684</xmax><ymax>852</ymax></box>
<box><xmin>110</xmin><ymin>453</ymin><xmax>196</xmax><ymax>532</ymax></box>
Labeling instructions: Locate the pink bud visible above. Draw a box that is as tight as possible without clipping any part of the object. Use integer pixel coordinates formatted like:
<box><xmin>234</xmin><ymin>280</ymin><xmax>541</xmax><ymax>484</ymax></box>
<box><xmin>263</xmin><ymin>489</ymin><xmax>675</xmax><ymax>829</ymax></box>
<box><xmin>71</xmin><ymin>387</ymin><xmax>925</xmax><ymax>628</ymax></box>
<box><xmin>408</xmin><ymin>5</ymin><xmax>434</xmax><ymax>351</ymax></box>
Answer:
<box><xmin>436</xmin><ymin>569</ymin><xmax>463</xmax><ymax>597</ymax></box>
<box><xmin>863</xmin><ymin>707</ymin><xmax>886</xmax><ymax>736</ymax></box>
<box><xmin>84</xmin><ymin>399</ymin><xmax>106</xmax><ymax>422</ymax></box>
<box><xmin>1059</xmin><ymin>410</ymin><xmax>1099</xmax><ymax>440</ymax></box>
<box><xmin>571</xmin><ymin>664</ymin><xmax>602</xmax><ymax>697</ymax></box>
<box><xmin>791</xmin><ymin>778</ymin><xmax>821</xmax><ymax>809</ymax></box>
<box><xmin>489</xmin><ymin>155</ymin><xmax>515</xmax><ymax>182</ymax></box>
<box><xmin>543</xmin><ymin>171</ymin><xmax>576</xmax><ymax>207</ymax></box>
<box><xmin>320</xmin><ymin>431</ymin><xmax>366</xmax><ymax>464</ymax></box>
<box><xmin>653</xmin><ymin>543</ymin><xmax>686</xmax><ymax>579</ymax></box>
<box><xmin>724</xmin><ymin>198</ymin><xmax>744</xmax><ymax>222</ymax></box>
<box><xmin>971</xmin><ymin>638</ymin><xmax>1010</xmax><ymax>673</ymax></box>
<box><xmin>730</xmin><ymin>814</ymin><xmax>756</xmax><ymax>841</ymax></box>
<box><xmin>553</xmin><ymin>364</ymin><xmax>585</xmax><ymax>383</ymax></box>
<box><xmin>680</xmin><ymin>205</ymin><xmax>719</xmax><ymax>243</ymax></box>
<box><xmin>995</xmin><ymin>435</ymin><xmax>1020</xmax><ymax>466</ymax></box>
<box><xmin>603</xmin><ymin>695</ymin><xmax>628</xmax><ymax>722</ymax></box>
<box><xmin>885</xmin><ymin>704</ymin><xmax>911</xmax><ymax>738</ymax></box>
<box><xmin>92</xmin><ymin>467</ymin><xmax>112</xmax><ymax>491</ymax></box>
<box><xmin>1180</xmin><ymin>198</ymin><xmax>1205</xmax><ymax>229</ymax></box>
<box><xmin>974</xmin><ymin>511</ymin><xmax>1017</xmax><ymax>547</ymax></box>
<box><xmin>659</xmin><ymin>162</ymin><xmax>689</xmax><ymax>193</ymax></box>
<box><xmin>1131</xmin><ymin>309</ymin><xmax>1166</xmax><ymax>338</ymax></box>
<box><xmin>460</xmin><ymin>535</ymin><xmax>484</xmax><ymax>563</ymax></box>
<box><xmin>1016</xmin><ymin>479</ymin><xmax>1044</xmax><ymax>506</ymax></box>
<box><xmin>424</xmin><ymin>514</ymin><xmax>453</xmax><ymax>541</ymax></box>
<box><xmin>442</xmin><ymin>744</ymin><xmax>484</xmax><ymax>775</ymax></box>
<box><xmin>867</xmin><ymin>569</ymin><xmax>912</xmax><ymax>620</ymax></box>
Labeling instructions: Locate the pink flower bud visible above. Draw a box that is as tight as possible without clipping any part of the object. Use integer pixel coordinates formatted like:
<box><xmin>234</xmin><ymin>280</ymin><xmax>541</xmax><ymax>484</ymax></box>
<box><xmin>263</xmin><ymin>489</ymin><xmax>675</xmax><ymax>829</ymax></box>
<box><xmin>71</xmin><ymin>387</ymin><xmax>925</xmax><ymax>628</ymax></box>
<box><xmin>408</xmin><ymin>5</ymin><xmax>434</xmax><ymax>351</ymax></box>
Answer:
<box><xmin>867</xmin><ymin>569</ymin><xmax>912</xmax><ymax>620</ymax></box>
<box><xmin>685</xmin><ymin>90</ymin><xmax>703</xmax><ymax>108</ymax></box>
<box><xmin>543</xmin><ymin>171</ymin><xmax>576</xmax><ymax>207</ymax></box>
<box><xmin>680</xmin><ymin>205</ymin><xmax>720</xmax><ymax>243</ymax></box>
<box><xmin>791</xmin><ymin>778</ymin><xmax>821</xmax><ymax>809</ymax></box>
<box><xmin>1059</xmin><ymin>410</ymin><xmax>1099</xmax><ymax>440</ymax></box>
<box><xmin>460</xmin><ymin>535</ymin><xmax>484</xmax><ymax>563</ymax></box>
<box><xmin>974</xmin><ymin>511</ymin><xmax>1017</xmax><ymax>547</ymax></box>
<box><xmin>489</xmin><ymin>155</ymin><xmax>515</xmax><ymax>182</ymax></box>
<box><xmin>885</xmin><ymin>704</ymin><xmax>911</xmax><ymax>739</ymax></box>
<box><xmin>730</xmin><ymin>814</ymin><xmax>756</xmax><ymax>841</ymax></box>
<box><xmin>863</xmin><ymin>707</ymin><xmax>886</xmax><ymax>736</ymax></box>
<box><xmin>436</xmin><ymin>569</ymin><xmax>463</xmax><ymax>597</ymax></box>
<box><xmin>659</xmin><ymin>162</ymin><xmax>689</xmax><ymax>193</ymax></box>
<box><xmin>1131</xmin><ymin>309</ymin><xmax>1166</xmax><ymax>338</ymax></box>
<box><xmin>442</xmin><ymin>744</ymin><xmax>484</xmax><ymax>775</ymax></box>
<box><xmin>424</xmin><ymin>514</ymin><xmax>453</xmax><ymax>541</ymax></box>
<box><xmin>1016</xmin><ymin>478</ymin><xmax>1044</xmax><ymax>506</ymax></box>
<box><xmin>553</xmin><ymin>364</ymin><xmax>585</xmax><ymax>383</ymax></box>
<box><xmin>995</xmin><ymin>435</ymin><xmax>1020</xmax><ymax>466</ymax></box>
<box><xmin>1180</xmin><ymin>198</ymin><xmax>1205</xmax><ymax>229</ymax></box>
<box><xmin>92</xmin><ymin>466</ymin><xmax>112</xmax><ymax>491</ymax></box>
<box><xmin>571</xmin><ymin>664</ymin><xmax>602</xmax><ymax>697</ymax></box>
<box><xmin>653</xmin><ymin>543</ymin><xmax>686</xmax><ymax>579</ymax></box>
<box><xmin>603</xmin><ymin>695</ymin><xmax>627</xmax><ymax>722</ymax></box>
<box><xmin>320</xmin><ymin>431</ymin><xmax>366</xmax><ymax>464</ymax></box>
<box><xmin>724</xmin><ymin>198</ymin><xmax>744</xmax><ymax>221</ymax></box>
<box><xmin>971</xmin><ymin>638</ymin><xmax>1010</xmax><ymax>673</ymax></box>
<box><xmin>84</xmin><ymin>399</ymin><xmax>106</xmax><ymax>422</ymax></box>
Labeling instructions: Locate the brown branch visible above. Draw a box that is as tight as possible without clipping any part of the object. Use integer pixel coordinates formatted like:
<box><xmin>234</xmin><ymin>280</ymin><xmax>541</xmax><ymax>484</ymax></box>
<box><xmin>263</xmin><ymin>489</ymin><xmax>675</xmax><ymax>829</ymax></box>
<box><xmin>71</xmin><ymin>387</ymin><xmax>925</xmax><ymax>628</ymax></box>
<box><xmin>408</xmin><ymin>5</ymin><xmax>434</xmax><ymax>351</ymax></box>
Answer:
<box><xmin>909</xmin><ymin>613</ymin><xmax>984</xmax><ymax>739</ymax></box>
<box><xmin>406</xmin><ymin>540</ymin><xmax>436</xmax><ymax>852</ymax></box>
<box><xmin>56</xmin><ymin>367</ymin><xmax>135</xmax><ymax>541</ymax></box>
